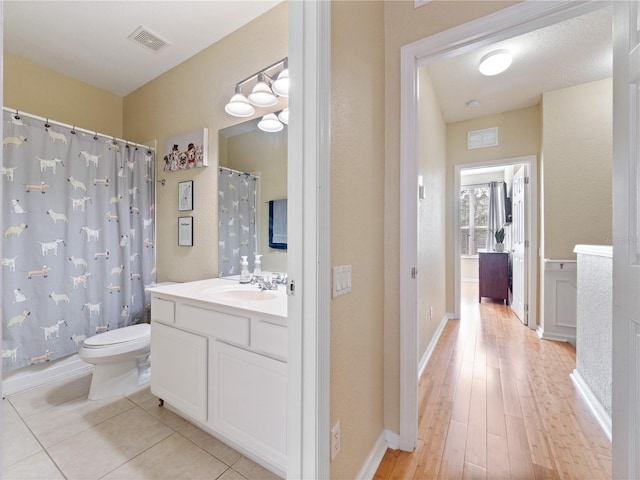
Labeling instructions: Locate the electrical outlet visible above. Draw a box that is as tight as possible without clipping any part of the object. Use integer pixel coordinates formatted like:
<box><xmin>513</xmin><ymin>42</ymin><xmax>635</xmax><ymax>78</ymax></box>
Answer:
<box><xmin>330</xmin><ymin>420</ymin><xmax>341</xmax><ymax>461</ymax></box>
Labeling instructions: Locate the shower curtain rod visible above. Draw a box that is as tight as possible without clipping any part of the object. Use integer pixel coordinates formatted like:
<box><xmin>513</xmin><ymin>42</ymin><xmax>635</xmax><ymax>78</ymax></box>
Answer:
<box><xmin>219</xmin><ymin>166</ymin><xmax>260</xmax><ymax>179</ymax></box>
<box><xmin>3</xmin><ymin>106</ymin><xmax>156</xmax><ymax>151</ymax></box>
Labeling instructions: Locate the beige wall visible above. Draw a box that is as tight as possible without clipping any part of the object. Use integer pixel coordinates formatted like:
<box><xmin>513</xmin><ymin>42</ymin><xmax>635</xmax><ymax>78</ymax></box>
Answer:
<box><xmin>417</xmin><ymin>68</ymin><xmax>447</xmax><ymax>358</ymax></box>
<box><xmin>4</xmin><ymin>52</ymin><xmax>123</xmax><ymax>137</ymax></box>
<box><xmin>219</xmin><ymin>127</ymin><xmax>288</xmax><ymax>273</ymax></box>
<box><xmin>123</xmin><ymin>3</ymin><xmax>287</xmax><ymax>282</ymax></box>
<box><xmin>383</xmin><ymin>0</ymin><xmax>516</xmax><ymax>434</ymax></box>
<box><xmin>330</xmin><ymin>2</ymin><xmax>386</xmax><ymax>478</ymax></box>
<box><xmin>541</xmin><ymin>78</ymin><xmax>612</xmax><ymax>259</ymax></box>
<box><xmin>446</xmin><ymin>105</ymin><xmax>541</xmax><ymax>309</ymax></box>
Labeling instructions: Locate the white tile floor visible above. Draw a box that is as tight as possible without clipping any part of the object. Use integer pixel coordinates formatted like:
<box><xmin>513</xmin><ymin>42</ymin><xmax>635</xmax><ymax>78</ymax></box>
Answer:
<box><xmin>2</xmin><ymin>373</ymin><xmax>282</xmax><ymax>480</ymax></box>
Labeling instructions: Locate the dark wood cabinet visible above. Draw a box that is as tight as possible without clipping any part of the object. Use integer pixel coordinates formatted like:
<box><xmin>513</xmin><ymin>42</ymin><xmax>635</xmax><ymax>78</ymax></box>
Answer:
<box><xmin>479</xmin><ymin>251</ymin><xmax>510</xmax><ymax>304</ymax></box>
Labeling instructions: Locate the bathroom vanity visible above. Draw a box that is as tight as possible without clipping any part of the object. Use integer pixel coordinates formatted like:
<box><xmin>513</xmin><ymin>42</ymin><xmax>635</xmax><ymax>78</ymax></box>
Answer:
<box><xmin>146</xmin><ymin>278</ymin><xmax>287</xmax><ymax>477</ymax></box>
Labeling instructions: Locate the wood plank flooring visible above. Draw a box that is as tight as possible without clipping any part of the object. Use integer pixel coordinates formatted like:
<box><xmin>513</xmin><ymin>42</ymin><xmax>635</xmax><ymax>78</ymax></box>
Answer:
<box><xmin>375</xmin><ymin>283</ymin><xmax>611</xmax><ymax>479</ymax></box>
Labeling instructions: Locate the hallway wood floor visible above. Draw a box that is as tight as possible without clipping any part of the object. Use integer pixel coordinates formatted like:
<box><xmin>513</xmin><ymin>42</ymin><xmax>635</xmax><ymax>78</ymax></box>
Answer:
<box><xmin>375</xmin><ymin>283</ymin><xmax>611</xmax><ymax>479</ymax></box>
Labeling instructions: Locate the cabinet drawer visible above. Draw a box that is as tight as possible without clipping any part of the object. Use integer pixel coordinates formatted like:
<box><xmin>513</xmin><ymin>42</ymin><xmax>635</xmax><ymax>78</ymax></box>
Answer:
<box><xmin>252</xmin><ymin>321</ymin><xmax>287</xmax><ymax>360</ymax></box>
<box><xmin>151</xmin><ymin>297</ymin><xmax>175</xmax><ymax>324</ymax></box>
<box><xmin>180</xmin><ymin>304</ymin><xmax>249</xmax><ymax>345</ymax></box>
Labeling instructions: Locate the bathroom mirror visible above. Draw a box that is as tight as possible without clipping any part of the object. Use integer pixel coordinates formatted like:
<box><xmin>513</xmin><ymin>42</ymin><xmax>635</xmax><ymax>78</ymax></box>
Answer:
<box><xmin>218</xmin><ymin>117</ymin><xmax>287</xmax><ymax>277</ymax></box>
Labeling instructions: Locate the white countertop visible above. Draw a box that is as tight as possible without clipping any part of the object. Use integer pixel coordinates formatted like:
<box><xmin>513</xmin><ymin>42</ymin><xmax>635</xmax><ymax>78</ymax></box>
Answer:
<box><xmin>146</xmin><ymin>278</ymin><xmax>287</xmax><ymax>319</ymax></box>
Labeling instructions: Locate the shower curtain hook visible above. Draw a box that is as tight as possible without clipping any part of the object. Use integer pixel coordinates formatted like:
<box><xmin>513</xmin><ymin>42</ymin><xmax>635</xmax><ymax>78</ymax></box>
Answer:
<box><xmin>70</xmin><ymin>126</ymin><xmax>76</xmax><ymax>135</ymax></box>
<box><xmin>44</xmin><ymin>118</ymin><xmax>50</xmax><ymax>129</ymax></box>
<box><xmin>93</xmin><ymin>132</ymin><xmax>99</xmax><ymax>140</ymax></box>
<box><xmin>14</xmin><ymin>109</ymin><xmax>20</xmax><ymax>120</ymax></box>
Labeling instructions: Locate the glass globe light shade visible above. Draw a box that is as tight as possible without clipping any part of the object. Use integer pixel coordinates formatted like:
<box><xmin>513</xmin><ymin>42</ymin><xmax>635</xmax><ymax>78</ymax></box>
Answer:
<box><xmin>224</xmin><ymin>87</ymin><xmax>255</xmax><ymax>117</ymax></box>
<box><xmin>258</xmin><ymin>113</ymin><xmax>284</xmax><ymax>133</ymax></box>
<box><xmin>247</xmin><ymin>74</ymin><xmax>277</xmax><ymax>107</ymax></box>
<box><xmin>278</xmin><ymin>108</ymin><xmax>289</xmax><ymax>125</ymax></box>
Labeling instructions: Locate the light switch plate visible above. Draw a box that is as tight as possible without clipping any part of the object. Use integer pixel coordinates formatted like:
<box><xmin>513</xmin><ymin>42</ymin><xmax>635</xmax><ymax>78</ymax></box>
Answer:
<box><xmin>332</xmin><ymin>265</ymin><xmax>352</xmax><ymax>297</ymax></box>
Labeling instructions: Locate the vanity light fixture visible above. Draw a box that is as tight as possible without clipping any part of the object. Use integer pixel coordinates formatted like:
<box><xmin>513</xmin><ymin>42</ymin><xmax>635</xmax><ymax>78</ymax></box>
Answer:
<box><xmin>248</xmin><ymin>73</ymin><xmax>278</xmax><ymax>107</ymax></box>
<box><xmin>278</xmin><ymin>107</ymin><xmax>289</xmax><ymax>125</ymax></box>
<box><xmin>224</xmin><ymin>57</ymin><xmax>288</xmax><ymax>118</ymax></box>
<box><xmin>479</xmin><ymin>49</ymin><xmax>512</xmax><ymax>76</ymax></box>
<box><xmin>224</xmin><ymin>85</ymin><xmax>255</xmax><ymax>117</ymax></box>
<box><xmin>258</xmin><ymin>113</ymin><xmax>284</xmax><ymax>133</ymax></box>
<box><xmin>271</xmin><ymin>59</ymin><xmax>289</xmax><ymax>97</ymax></box>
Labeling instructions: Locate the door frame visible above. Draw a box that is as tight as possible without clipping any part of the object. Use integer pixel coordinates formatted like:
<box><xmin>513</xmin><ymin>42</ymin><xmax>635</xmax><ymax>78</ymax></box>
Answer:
<box><xmin>399</xmin><ymin>0</ymin><xmax>608</xmax><ymax>452</ymax></box>
<box><xmin>287</xmin><ymin>1</ymin><xmax>331</xmax><ymax>478</ymax></box>
<box><xmin>454</xmin><ymin>156</ymin><xmax>537</xmax><ymax>326</ymax></box>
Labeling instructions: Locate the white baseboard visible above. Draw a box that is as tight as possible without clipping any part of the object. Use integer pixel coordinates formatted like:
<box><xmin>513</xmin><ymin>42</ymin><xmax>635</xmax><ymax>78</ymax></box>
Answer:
<box><xmin>570</xmin><ymin>369</ymin><xmax>612</xmax><ymax>442</ymax></box>
<box><xmin>536</xmin><ymin>326</ymin><xmax>575</xmax><ymax>344</ymax></box>
<box><xmin>384</xmin><ymin>429</ymin><xmax>400</xmax><ymax>450</ymax></box>
<box><xmin>418</xmin><ymin>314</ymin><xmax>452</xmax><ymax>379</ymax></box>
<box><xmin>2</xmin><ymin>354</ymin><xmax>92</xmax><ymax>398</ymax></box>
<box><xmin>355</xmin><ymin>431</ymin><xmax>390</xmax><ymax>480</ymax></box>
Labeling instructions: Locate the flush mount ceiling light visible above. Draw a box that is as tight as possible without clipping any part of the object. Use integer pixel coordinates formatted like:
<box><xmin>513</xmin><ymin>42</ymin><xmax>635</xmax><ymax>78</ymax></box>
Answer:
<box><xmin>224</xmin><ymin>57</ymin><xmax>288</xmax><ymax>118</ymax></box>
<box><xmin>258</xmin><ymin>113</ymin><xmax>284</xmax><ymax>133</ymax></box>
<box><xmin>466</xmin><ymin>99</ymin><xmax>481</xmax><ymax>108</ymax></box>
<box><xmin>479</xmin><ymin>49</ymin><xmax>512</xmax><ymax>76</ymax></box>
<box><xmin>224</xmin><ymin>85</ymin><xmax>255</xmax><ymax>117</ymax></box>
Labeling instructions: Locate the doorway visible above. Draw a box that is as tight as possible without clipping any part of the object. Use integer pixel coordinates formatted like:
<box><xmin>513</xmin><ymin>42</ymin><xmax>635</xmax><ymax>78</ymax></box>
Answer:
<box><xmin>399</xmin><ymin>0</ymin><xmax>611</xmax><ymax>455</ymax></box>
<box><xmin>455</xmin><ymin>157</ymin><xmax>537</xmax><ymax>328</ymax></box>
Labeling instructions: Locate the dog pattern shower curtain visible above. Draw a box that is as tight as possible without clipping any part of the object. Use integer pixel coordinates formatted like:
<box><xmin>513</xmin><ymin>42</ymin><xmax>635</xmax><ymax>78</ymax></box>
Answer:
<box><xmin>218</xmin><ymin>168</ymin><xmax>258</xmax><ymax>277</ymax></box>
<box><xmin>1</xmin><ymin>110</ymin><xmax>155</xmax><ymax>372</ymax></box>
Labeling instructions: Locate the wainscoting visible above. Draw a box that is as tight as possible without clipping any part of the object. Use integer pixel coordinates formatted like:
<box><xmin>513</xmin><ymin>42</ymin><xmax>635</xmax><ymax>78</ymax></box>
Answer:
<box><xmin>537</xmin><ymin>259</ymin><xmax>577</xmax><ymax>344</ymax></box>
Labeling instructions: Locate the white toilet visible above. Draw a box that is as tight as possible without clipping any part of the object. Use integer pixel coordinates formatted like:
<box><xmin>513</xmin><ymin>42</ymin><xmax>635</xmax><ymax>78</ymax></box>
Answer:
<box><xmin>79</xmin><ymin>323</ymin><xmax>151</xmax><ymax>400</ymax></box>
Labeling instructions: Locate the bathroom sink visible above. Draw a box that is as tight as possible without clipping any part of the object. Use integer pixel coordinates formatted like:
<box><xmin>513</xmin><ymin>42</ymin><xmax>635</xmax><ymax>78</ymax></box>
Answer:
<box><xmin>203</xmin><ymin>284</ymin><xmax>279</xmax><ymax>303</ymax></box>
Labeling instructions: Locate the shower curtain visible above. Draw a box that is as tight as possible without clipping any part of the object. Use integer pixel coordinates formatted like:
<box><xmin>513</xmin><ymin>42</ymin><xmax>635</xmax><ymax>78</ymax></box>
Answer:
<box><xmin>218</xmin><ymin>167</ymin><xmax>258</xmax><ymax>277</ymax></box>
<box><xmin>486</xmin><ymin>180</ymin><xmax>506</xmax><ymax>251</ymax></box>
<box><xmin>1</xmin><ymin>110</ymin><xmax>155</xmax><ymax>372</ymax></box>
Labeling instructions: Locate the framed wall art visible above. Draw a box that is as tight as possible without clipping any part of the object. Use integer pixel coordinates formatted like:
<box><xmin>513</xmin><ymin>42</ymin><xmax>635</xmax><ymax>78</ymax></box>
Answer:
<box><xmin>178</xmin><ymin>180</ymin><xmax>193</xmax><ymax>211</ymax></box>
<box><xmin>178</xmin><ymin>216</ymin><xmax>194</xmax><ymax>246</ymax></box>
<box><xmin>163</xmin><ymin>128</ymin><xmax>208</xmax><ymax>171</ymax></box>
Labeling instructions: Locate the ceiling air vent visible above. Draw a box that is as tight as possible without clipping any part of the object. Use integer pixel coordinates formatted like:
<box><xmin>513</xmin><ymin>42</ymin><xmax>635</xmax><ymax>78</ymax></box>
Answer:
<box><xmin>128</xmin><ymin>26</ymin><xmax>169</xmax><ymax>53</ymax></box>
<box><xmin>467</xmin><ymin>127</ymin><xmax>498</xmax><ymax>150</ymax></box>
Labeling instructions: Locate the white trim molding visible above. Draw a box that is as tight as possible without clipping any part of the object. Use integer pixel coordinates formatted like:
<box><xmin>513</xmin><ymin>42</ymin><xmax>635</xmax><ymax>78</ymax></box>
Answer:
<box><xmin>355</xmin><ymin>432</ymin><xmax>390</xmax><ymax>480</ymax></box>
<box><xmin>571</xmin><ymin>369</ymin><xmax>612</xmax><ymax>442</ymax></box>
<box><xmin>287</xmin><ymin>1</ymin><xmax>331</xmax><ymax>478</ymax></box>
<box><xmin>418</xmin><ymin>314</ymin><xmax>452</xmax><ymax>380</ymax></box>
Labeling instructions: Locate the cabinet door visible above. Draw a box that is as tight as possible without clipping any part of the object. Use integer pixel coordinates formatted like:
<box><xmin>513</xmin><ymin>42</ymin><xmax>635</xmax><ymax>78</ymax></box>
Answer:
<box><xmin>151</xmin><ymin>322</ymin><xmax>207</xmax><ymax>422</ymax></box>
<box><xmin>209</xmin><ymin>341</ymin><xmax>287</xmax><ymax>470</ymax></box>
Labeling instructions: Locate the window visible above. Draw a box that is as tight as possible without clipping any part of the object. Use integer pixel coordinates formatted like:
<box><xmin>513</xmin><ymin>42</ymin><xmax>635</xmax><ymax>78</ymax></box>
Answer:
<box><xmin>460</xmin><ymin>184</ymin><xmax>490</xmax><ymax>256</ymax></box>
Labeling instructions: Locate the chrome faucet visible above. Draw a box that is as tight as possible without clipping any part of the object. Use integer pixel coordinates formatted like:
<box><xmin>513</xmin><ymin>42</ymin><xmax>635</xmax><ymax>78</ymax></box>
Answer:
<box><xmin>251</xmin><ymin>275</ymin><xmax>279</xmax><ymax>290</ymax></box>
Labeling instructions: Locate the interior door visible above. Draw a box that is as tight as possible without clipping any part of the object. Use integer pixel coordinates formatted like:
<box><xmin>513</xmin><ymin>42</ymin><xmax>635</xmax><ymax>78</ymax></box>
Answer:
<box><xmin>612</xmin><ymin>1</ymin><xmax>640</xmax><ymax>477</ymax></box>
<box><xmin>511</xmin><ymin>165</ymin><xmax>528</xmax><ymax>324</ymax></box>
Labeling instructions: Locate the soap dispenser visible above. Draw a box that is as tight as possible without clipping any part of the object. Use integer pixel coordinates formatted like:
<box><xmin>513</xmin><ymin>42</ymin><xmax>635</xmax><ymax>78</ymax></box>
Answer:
<box><xmin>239</xmin><ymin>256</ymin><xmax>251</xmax><ymax>284</ymax></box>
<box><xmin>253</xmin><ymin>254</ymin><xmax>263</xmax><ymax>276</ymax></box>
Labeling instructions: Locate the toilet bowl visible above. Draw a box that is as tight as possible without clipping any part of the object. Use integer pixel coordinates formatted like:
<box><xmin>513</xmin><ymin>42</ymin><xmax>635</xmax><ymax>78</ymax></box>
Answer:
<box><xmin>79</xmin><ymin>323</ymin><xmax>151</xmax><ymax>400</ymax></box>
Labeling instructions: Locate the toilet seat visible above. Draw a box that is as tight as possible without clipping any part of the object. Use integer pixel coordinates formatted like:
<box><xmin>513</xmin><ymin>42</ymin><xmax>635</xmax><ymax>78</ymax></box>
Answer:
<box><xmin>83</xmin><ymin>323</ymin><xmax>150</xmax><ymax>348</ymax></box>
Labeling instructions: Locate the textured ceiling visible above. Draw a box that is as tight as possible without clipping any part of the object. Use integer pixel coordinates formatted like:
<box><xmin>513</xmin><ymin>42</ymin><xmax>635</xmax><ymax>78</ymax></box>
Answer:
<box><xmin>425</xmin><ymin>6</ymin><xmax>612</xmax><ymax>123</ymax></box>
<box><xmin>4</xmin><ymin>1</ymin><xmax>283</xmax><ymax>97</ymax></box>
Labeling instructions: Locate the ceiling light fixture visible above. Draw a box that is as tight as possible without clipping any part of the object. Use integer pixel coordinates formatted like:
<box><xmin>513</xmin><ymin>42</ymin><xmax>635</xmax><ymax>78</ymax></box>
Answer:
<box><xmin>479</xmin><ymin>49</ymin><xmax>512</xmax><ymax>76</ymax></box>
<box><xmin>224</xmin><ymin>57</ymin><xmax>288</xmax><ymax>117</ymax></box>
<box><xmin>466</xmin><ymin>99</ymin><xmax>480</xmax><ymax>108</ymax></box>
<box><xmin>258</xmin><ymin>113</ymin><xmax>284</xmax><ymax>133</ymax></box>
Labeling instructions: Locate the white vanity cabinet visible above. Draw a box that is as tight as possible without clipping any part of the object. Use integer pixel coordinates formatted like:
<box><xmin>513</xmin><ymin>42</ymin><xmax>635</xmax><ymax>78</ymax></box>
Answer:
<box><xmin>210</xmin><ymin>341</ymin><xmax>287</xmax><ymax>468</ymax></box>
<box><xmin>150</xmin><ymin>322</ymin><xmax>207</xmax><ymax>422</ymax></box>
<box><xmin>148</xmin><ymin>281</ymin><xmax>287</xmax><ymax>478</ymax></box>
